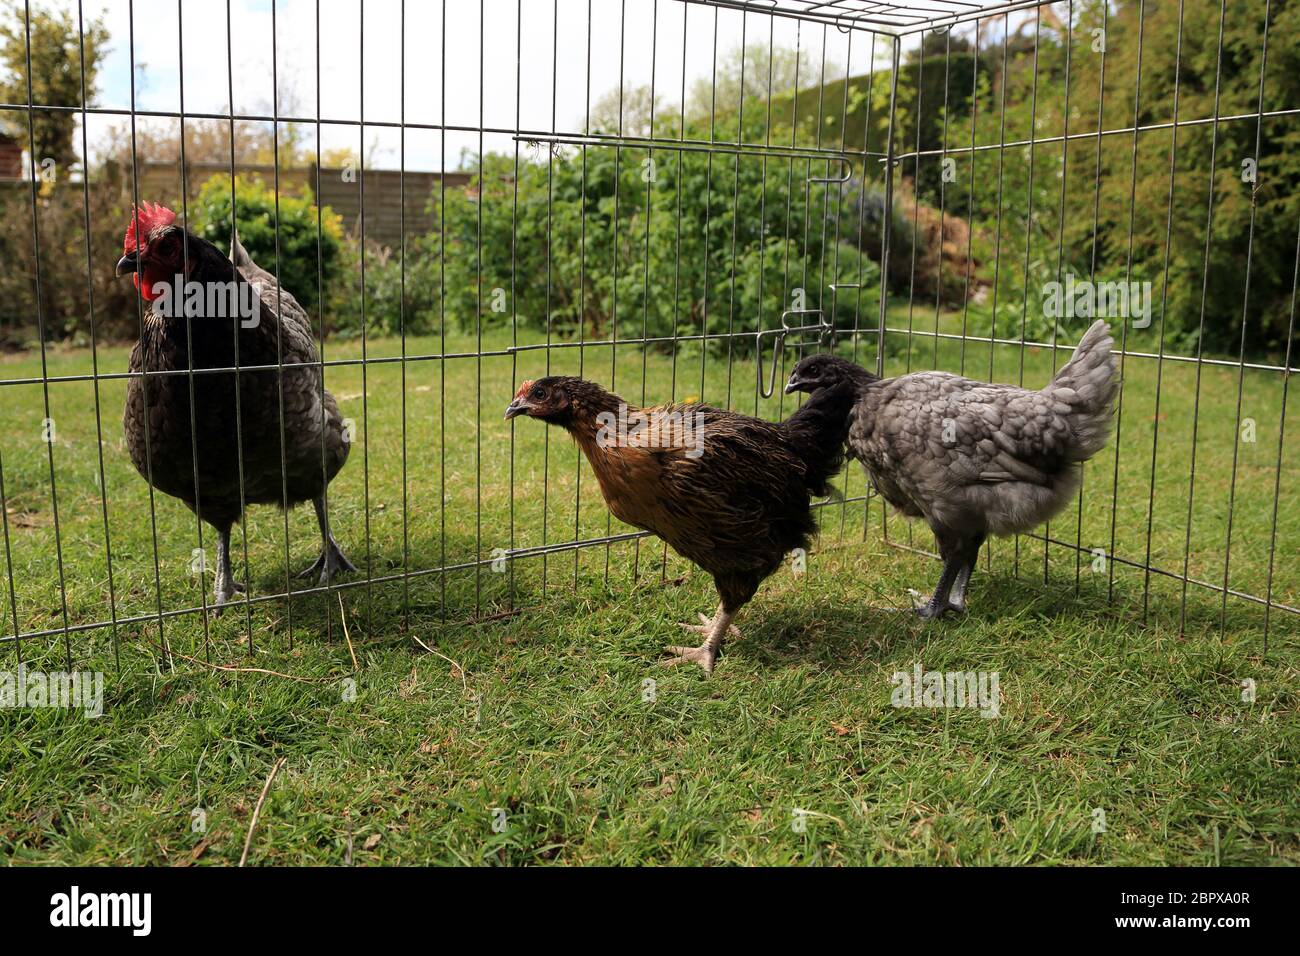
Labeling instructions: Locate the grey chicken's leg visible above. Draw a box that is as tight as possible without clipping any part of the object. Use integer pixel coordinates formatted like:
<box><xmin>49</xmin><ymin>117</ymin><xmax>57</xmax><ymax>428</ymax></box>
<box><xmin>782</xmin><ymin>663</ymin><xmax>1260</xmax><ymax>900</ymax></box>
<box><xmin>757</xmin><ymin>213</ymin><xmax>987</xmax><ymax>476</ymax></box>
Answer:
<box><xmin>914</xmin><ymin>555</ymin><xmax>965</xmax><ymax>619</ymax></box>
<box><xmin>948</xmin><ymin>563</ymin><xmax>973</xmax><ymax>612</ymax></box>
<box><xmin>213</xmin><ymin>525</ymin><xmax>247</xmax><ymax>615</ymax></box>
<box><xmin>298</xmin><ymin>495</ymin><xmax>358</xmax><ymax>585</ymax></box>
<box><xmin>663</xmin><ymin>601</ymin><xmax>733</xmax><ymax>676</ymax></box>
<box><xmin>915</xmin><ymin>533</ymin><xmax>984</xmax><ymax>618</ymax></box>
<box><xmin>947</xmin><ymin>534</ymin><xmax>985</xmax><ymax>613</ymax></box>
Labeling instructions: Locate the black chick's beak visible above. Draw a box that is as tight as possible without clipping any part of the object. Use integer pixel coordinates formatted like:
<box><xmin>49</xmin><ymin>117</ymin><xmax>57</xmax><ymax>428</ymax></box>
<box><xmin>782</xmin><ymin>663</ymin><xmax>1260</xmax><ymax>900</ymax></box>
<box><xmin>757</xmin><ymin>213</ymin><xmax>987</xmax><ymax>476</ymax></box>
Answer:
<box><xmin>504</xmin><ymin>398</ymin><xmax>529</xmax><ymax>421</ymax></box>
<box><xmin>784</xmin><ymin>373</ymin><xmax>804</xmax><ymax>395</ymax></box>
<box><xmin>115</xmin><ymin>251</ymin><xmax>138</xmax><ymax>277</ymax></box>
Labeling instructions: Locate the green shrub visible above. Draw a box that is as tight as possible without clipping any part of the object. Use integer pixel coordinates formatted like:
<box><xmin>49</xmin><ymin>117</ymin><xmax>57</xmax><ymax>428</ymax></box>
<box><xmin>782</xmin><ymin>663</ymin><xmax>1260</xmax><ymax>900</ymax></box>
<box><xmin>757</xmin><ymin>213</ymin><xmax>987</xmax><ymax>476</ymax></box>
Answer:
<box><xmin>325</xmin><ymin>235</ymin><xmax>444</xmax><ymax>340</ymax></box>
<box><xmin>190</xmin><ymin>174</ymin><xmax>344</xmax><ymax>314</ymax></box>
<box><xmin>431</xmin><ymin>114</ymin><xmax>886</xmax><ymax>353</ymax></box>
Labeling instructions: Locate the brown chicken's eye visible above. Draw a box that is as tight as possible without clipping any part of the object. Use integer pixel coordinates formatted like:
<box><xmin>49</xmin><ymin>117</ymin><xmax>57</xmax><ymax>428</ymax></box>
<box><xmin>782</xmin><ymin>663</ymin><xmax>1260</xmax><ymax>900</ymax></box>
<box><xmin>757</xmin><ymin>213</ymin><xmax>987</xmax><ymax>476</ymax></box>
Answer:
<box><xmin>530</xmin><ymin>386</ymin><xmax>546</xmax><ymax>400</ymax></box>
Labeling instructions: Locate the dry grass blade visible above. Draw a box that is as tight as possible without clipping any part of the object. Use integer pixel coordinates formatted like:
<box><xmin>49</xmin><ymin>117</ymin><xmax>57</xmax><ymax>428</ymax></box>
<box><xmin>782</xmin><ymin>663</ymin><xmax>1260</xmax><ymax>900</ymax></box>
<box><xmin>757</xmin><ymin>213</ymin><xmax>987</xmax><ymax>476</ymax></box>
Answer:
<box><xmin>239</xmin><ymin>756</ymin><xmax>287</xmax><ymax>867</ymax></box>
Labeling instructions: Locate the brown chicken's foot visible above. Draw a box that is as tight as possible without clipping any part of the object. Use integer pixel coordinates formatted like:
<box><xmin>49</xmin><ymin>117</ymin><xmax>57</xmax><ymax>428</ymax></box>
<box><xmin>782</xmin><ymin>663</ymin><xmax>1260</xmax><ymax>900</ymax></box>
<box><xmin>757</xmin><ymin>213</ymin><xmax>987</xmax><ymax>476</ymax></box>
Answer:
<box><xmin>661</xmin><ymin>643</ymin><xmax>719</xmax><ymax>675</ymax></box>
<box><xmin>677</xmin><ymin>611</ymin><xmax>742</xmax><ymax>640</ymax></box>
<box><xmin>662</xmin><ymin>604</ymin><xmax>734</xmax><ymax>676</ymax></box>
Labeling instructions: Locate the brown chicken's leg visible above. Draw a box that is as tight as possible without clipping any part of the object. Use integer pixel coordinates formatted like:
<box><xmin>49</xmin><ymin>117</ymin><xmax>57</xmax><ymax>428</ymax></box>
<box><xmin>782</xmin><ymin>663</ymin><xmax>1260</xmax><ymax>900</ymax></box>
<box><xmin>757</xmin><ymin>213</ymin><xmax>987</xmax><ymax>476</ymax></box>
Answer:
<box><xmin>298</xmin><ymin>495</ymin><xmax>358</xmax><ymax>586</ymax></box>
<box><xmin>663</xmin><ymin>601</ymin><xmax>735</xmax><ymax>676</ymax></box>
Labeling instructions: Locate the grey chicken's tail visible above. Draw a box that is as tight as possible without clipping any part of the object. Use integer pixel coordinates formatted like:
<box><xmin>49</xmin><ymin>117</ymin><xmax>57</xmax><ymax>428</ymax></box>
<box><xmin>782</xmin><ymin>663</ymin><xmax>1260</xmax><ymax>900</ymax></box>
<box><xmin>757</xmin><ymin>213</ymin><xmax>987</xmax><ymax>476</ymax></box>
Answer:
<box><xmin>1044</xmin><ymin>319</ymin><xmax>1119</xmax><ymax>461</ymax></box>
<box><xmin>780</xmin><ymin>379</ymin><xmax>858</xmax><ymax>497</ymax></box>
<box><xmin>229</xmin><ymin>230</ymin><xmax>256</xmax><ymax>271</ymax></box>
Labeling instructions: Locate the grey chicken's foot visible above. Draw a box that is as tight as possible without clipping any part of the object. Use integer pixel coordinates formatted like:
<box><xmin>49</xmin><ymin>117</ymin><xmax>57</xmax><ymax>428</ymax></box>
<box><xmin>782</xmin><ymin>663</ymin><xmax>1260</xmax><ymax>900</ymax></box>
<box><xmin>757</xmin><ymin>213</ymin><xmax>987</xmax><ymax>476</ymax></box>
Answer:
<box><xmin>298</xmin><ymin>537</ymin><xmax>359</xmax><ymax>586</ymax></box>
<box><xmin>908</xmin><ymin>549</ymin><xmax>970</xmax><ymax>621</ymax></box>
<box><xmin>299</xmin><ymin>496</ymin><xmax>358</xmax><ymax>586</ymax></box>
<box><xmin>663</xmin><ymin>602</ymin><xmax>733</xmax><ymax>676</ymax></box>
<box><xmin>908</xmin><ymin>589</ymin><xmax>966</xmax><ymax>619</ymax></box>
<box><xmin>212</xmin><ymin>579</ymin><xmax>247</xmax><ymax>617</ymax></box>
<box><xmin>922</xmin><ymin>535</ymin><xmax>983</xmax><ymax>618</ymax></box>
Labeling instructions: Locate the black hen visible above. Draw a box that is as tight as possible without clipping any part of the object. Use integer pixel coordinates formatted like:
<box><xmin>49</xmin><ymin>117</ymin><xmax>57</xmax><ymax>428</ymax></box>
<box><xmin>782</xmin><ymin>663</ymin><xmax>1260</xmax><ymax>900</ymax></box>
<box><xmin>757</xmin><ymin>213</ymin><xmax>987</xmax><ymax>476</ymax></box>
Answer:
<box><xmin>786</xmin><ymin>320</ymin><xmax>1118</xmax><ymax>617</ymax></box>
<box><xmin>117</xmin><ymin>203</ymin><xmax>355</xmax><ymax>611</ymax></box>
<box><xmin>505</xmin><ymin>376</ymin><xmax>856</xmax><ymax>674</ymax></box>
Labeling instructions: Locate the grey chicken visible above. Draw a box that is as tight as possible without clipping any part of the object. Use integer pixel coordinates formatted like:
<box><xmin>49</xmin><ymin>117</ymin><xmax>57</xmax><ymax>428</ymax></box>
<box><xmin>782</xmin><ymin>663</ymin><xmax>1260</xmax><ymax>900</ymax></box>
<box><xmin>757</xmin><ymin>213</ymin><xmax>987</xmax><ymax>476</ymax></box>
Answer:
<box><xmin>785</xmin><ymin>320</ymin><xmax>1118</xmax><ymax>617</ymax></box>
<box><xmin>117</xmin><ymin>202</ymin><xmax>356</xmax><ymax>611</ymax></box>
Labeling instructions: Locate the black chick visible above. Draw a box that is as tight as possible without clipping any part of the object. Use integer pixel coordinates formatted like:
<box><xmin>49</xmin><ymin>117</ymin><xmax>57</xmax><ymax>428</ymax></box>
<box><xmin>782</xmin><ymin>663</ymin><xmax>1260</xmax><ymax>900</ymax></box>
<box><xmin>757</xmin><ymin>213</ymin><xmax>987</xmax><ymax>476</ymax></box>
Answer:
<box><xmin>117</xmin><ymin>203</ymin><xmax>356</xmax><ymax>611</ymax></box>
<box><xmin>505</xmin><ymin>375</ymin><xmax>856</xmax><ymax>674</ymax></box>
<box><xmin>786</xmin><ymin>320</ymin><xmax>1118</xmax><ymax>617</ymax></box>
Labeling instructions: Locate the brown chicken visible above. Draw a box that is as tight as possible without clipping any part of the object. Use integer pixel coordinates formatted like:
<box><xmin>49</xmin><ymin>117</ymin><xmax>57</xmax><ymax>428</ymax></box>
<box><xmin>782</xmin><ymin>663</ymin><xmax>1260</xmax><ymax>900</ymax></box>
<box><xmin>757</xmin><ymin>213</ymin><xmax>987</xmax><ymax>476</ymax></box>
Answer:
<box><xmin>505</xmin><ymin>376</ymin><xmax>857</xmax><ymax>674</ymax></box>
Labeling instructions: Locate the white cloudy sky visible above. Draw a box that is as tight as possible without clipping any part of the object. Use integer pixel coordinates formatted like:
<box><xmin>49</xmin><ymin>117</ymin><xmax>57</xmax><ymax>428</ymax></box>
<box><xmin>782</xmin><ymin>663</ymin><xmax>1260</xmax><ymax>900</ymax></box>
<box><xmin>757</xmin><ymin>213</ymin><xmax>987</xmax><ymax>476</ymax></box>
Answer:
<box><xmin>50</xmin><ymin>0</ymin><xmax>910</xmax><ymax>172</ymax></box>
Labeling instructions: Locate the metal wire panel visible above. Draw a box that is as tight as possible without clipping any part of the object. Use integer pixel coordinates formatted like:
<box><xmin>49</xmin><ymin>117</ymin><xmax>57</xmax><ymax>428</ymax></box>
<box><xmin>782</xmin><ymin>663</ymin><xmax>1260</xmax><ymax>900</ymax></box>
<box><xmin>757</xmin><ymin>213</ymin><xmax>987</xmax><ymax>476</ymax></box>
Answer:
<box><xmin>677</xmin><ymin>0</ymin><xmax>1047</xmax><ymax>34</ymax></box>
<box><xmin>0</xmin><ymin>0</ymin><xmax>1295</xmax><ymax>680</ymax></box>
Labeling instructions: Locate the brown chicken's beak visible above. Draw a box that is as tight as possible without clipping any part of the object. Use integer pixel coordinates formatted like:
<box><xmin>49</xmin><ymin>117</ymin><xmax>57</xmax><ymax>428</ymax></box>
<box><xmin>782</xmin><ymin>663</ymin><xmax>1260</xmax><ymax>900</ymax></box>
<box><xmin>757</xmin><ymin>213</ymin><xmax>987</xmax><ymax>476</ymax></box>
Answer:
<box><xmin>504</xmin><ymin>398</ymin><xmax>529</xmax><ymax>421</ymax></box>
<box><xmin>115</xmin><ymin>251</ymin><xmax>138</xmax><ymax>277</ymax></box>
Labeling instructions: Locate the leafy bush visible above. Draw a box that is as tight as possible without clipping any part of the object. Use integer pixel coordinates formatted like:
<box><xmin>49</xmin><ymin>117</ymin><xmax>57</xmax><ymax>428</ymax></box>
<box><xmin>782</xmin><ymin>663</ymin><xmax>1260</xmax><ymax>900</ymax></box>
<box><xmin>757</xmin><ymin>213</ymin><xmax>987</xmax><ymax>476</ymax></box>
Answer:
<box><xmin>190</xmin><ymin>174</ymin><xmax>344</xmax><ymax>314</ymax></box>
<box><xmin>432</xmin><ymin>106</ymin><xmax>889</xmax><ymax>353</ymax></box>
<box><xmin>0</xmin><ymin>159</ymin><xmax>139</xmax><ymax>345</ymax></box>
<box><xmin>325</xmin><ymin>235</ymin><xmax>444</xmax><ymax>339</ymax></box>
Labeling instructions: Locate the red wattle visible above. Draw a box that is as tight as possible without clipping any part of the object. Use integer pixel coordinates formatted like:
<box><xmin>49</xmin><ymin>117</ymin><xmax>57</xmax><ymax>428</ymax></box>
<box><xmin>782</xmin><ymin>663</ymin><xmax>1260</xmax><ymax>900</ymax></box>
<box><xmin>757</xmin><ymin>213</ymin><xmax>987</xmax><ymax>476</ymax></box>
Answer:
<box><xmin>133</xmin><ymin>272</ymin><xmax>159</xmax><ymax>301</ymax></box>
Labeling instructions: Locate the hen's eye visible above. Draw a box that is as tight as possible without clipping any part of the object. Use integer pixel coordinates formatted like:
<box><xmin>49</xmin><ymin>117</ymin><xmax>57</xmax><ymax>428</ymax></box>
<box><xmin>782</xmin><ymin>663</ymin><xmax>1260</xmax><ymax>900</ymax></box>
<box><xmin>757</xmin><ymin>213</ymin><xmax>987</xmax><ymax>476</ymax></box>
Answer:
<box><xmin>530</xmin><ymin>386</ymin><xmax>545</xmax><ymax>400</ymax></box>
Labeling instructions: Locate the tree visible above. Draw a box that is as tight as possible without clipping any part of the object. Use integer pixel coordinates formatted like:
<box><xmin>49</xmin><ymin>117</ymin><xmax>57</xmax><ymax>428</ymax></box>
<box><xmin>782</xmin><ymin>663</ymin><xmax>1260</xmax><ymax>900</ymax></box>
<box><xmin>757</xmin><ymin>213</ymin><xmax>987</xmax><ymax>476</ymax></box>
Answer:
<box><xmin>0</xmin><ymin>3</ymin><xmax>109</xmax><ymax>173</ymax></box>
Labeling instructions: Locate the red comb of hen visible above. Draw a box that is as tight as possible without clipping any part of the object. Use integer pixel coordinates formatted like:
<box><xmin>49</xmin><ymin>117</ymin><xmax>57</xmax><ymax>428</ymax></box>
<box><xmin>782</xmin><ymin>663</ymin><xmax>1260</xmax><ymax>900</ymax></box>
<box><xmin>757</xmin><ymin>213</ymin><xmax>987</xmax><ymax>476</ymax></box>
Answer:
<box><xmin>514</xmin><ymin>379</ymin><xmax>536</xmax><ymax>399</ymax></box>
<box><xmin>123</xmin><ymin>202</ymin><xmax>177</xmax><ymax>253</ymax></box>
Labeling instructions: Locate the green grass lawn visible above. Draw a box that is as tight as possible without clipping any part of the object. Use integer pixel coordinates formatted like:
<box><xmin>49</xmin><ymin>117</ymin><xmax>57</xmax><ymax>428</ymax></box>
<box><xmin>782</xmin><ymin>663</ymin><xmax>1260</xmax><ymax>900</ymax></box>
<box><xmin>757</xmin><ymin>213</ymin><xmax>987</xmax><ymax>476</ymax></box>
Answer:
<box><xmin>0</xmin><ymin>311</ymin><xmax>1296</xmax><ymax>865</ymax></box>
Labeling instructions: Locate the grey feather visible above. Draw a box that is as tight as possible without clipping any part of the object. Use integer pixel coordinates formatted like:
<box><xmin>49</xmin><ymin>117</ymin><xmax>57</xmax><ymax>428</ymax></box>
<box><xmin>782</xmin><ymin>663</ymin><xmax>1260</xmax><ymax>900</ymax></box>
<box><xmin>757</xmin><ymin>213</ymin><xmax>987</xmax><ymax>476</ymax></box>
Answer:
<box><xmin>842</xmin><ymin>319</ymin><xmax>1118</xmax><ymax>539</ymax></box>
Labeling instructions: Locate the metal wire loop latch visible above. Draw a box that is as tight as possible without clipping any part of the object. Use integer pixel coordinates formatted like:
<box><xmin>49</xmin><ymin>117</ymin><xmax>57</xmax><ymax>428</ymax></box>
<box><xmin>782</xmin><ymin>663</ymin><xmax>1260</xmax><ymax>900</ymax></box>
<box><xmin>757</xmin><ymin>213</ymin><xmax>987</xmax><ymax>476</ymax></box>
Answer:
<box><xmin>757</xmin><ymin>309</ymin><xmax>830</xmax><ymax>399</ymax></box>
<box><xmin>808</xmin><ymin>157</ymin><xmax>853</xmax><ymax>184</ymax></box>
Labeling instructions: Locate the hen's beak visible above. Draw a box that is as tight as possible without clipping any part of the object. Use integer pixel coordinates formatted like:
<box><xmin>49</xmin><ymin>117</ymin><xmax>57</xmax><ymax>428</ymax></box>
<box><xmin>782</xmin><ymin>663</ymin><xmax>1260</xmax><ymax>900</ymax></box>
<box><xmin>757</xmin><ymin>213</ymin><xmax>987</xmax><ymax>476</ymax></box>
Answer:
<box><xmin>115</xmin><ymin>251</ymin><xmax>138</xmax><ymax>277</ymax></box>
<box><xmin>784</xmin><ymin>373</ymin><xmax>804</xmax><ymax>395</ymax></box>
<box><xmin>504</xmin><ymin>398</ymin><xmax>529</xmax><ymax>421</ymax></box>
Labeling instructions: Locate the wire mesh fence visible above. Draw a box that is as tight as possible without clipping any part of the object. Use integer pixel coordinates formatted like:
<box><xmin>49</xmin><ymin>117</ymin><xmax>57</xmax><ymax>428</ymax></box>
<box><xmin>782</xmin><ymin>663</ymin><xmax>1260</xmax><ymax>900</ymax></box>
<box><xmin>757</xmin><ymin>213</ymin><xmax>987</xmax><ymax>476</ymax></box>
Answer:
<box><xmin>0</xmin><ymin>0</ymin><xmax>1294</xmax><ymax>680</ymax></box>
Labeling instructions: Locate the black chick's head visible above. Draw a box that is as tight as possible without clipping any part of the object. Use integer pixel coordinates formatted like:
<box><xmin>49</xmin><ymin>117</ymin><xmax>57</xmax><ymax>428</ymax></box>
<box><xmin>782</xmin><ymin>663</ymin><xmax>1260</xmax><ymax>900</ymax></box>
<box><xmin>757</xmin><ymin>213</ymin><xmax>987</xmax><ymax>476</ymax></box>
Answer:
<box><xmin>785</xmin><ymin>354</ymin><xmax>874</xmax><ymax>395</ymax></box>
